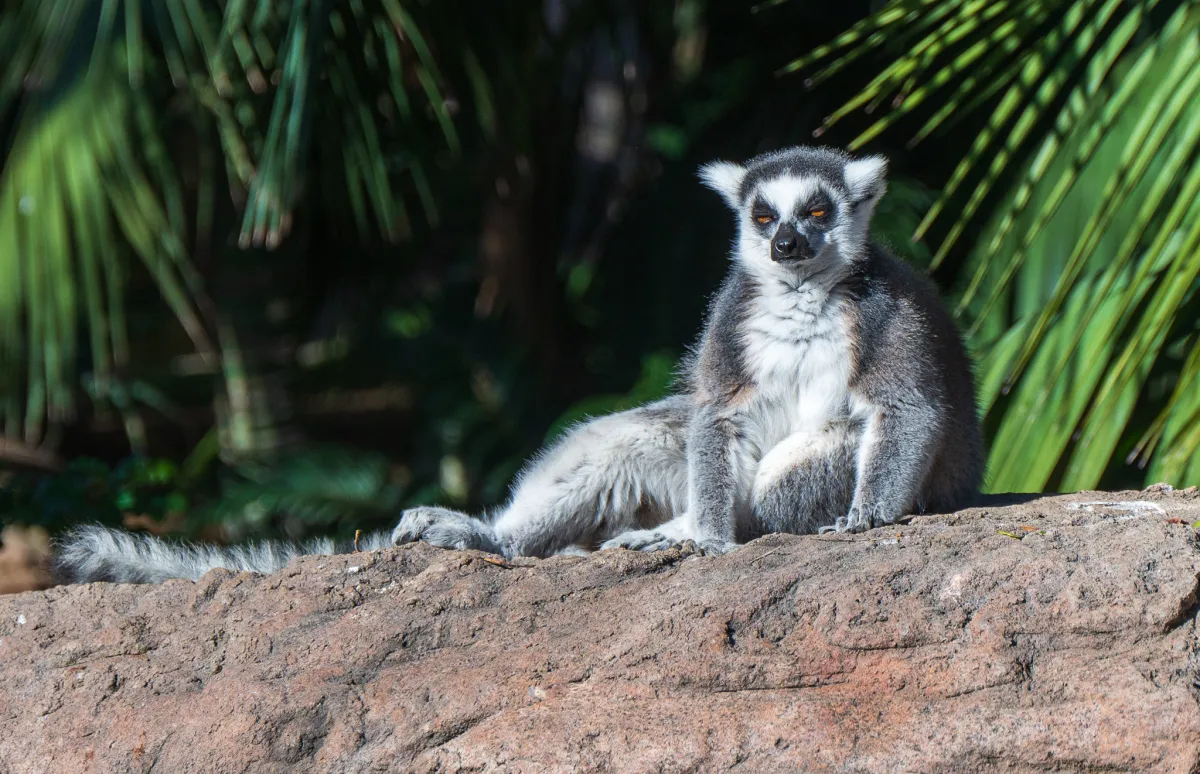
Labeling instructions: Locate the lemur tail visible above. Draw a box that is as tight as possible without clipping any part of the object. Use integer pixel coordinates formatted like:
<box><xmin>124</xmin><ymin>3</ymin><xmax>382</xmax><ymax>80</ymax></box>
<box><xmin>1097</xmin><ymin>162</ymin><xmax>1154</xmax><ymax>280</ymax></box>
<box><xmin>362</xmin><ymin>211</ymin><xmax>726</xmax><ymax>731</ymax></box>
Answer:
<box><xmin>54</xmin><ymin>525</ymin><xmax>395</xmax><ymax>585</ymax></box>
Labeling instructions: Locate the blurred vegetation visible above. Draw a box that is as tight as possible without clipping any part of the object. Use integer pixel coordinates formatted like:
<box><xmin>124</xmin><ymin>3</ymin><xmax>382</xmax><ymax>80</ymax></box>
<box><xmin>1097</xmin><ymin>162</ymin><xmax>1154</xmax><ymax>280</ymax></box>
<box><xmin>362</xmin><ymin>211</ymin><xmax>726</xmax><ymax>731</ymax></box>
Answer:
<box><xmin>0</xmin><ymin>0</ymin><xmax>1197</xmax><ymax>548</ymax></box>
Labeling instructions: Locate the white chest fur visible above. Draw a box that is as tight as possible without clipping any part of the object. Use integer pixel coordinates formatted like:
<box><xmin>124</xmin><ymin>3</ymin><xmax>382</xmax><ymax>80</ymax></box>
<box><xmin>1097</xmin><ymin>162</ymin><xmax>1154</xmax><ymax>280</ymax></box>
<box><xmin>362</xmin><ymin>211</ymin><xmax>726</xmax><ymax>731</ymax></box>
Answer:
<box><xmin>738</xmin><ymin>280</ymin><xmax>854</xmax><ymax>448</ymax></box>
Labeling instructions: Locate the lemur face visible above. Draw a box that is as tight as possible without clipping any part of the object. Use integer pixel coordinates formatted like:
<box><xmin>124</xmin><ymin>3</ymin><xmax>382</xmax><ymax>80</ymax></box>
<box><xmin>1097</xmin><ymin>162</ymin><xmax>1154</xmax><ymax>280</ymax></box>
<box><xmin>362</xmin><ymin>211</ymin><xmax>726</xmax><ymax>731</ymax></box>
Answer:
<box><xmin>699</xmin><ymin>147</ymin><xmax>887</xmax><ymax>277</ymax></box>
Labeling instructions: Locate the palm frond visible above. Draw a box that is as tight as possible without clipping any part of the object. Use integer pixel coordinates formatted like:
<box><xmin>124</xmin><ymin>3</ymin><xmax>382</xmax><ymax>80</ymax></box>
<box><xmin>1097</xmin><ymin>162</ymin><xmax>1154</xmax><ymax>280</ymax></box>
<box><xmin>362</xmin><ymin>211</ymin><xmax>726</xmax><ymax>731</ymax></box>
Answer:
<box><xmin>197</xmin><ymin>444</ymin><xmax>401</xmax><ymax>539</ymax></box>
<box><xmin>0</xmin><ymin>71</ymin><xmax>208</xmax><ymax>445</ymax></box>
<box><xmin>791</xmin><ymin>0</ymin><xmax>1200</xmax><ymax>489</ymax></box>
<box><xmin>1</xmin><ymin>0</ymin><xmax>460</xmax><ymax>446</ymax></box>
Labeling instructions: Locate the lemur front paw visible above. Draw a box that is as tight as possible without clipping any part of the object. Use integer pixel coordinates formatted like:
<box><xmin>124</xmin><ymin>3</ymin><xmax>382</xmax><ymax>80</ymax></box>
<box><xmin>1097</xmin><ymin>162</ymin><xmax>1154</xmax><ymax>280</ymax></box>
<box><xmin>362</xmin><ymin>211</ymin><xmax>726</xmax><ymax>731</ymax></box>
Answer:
<box><xmin>818</xmin><ymin>503</ymin><xmax>891</xmax><ymax>534</ymax></box>
<box><xmin>391</xmin><ymin>506</ymin><xmax>501</xmax><ymax>553</ymax></box>
<box><xmin>695</xmin><ymin>538</ymin><xmax>737</xmax><ymax>555</ymax></box>
<box><xmin>818</xmin><ymin>517</ymin><xmax>856</xmax><ymax>534</ymax></box>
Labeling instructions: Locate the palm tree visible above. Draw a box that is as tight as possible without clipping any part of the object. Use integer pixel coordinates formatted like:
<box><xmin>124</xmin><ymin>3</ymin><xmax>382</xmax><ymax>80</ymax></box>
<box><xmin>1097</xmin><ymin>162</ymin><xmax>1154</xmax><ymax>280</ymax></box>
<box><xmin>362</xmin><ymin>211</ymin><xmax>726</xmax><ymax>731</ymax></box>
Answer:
<box><xmin>788</xmin><ymin>0</ymin><xmax>1200</xmax><ymax>491</ymax></box>
<box><xmin>1</xmin><ymin>0</ymin><xmax>461</xmax><ymax>459</ymax></box>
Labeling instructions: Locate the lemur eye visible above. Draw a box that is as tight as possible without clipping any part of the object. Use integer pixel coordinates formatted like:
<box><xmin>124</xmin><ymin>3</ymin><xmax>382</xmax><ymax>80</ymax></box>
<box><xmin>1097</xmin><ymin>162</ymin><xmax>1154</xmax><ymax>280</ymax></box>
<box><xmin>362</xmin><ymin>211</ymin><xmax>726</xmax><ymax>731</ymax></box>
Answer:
<box><xmin>809</xmin><ymin>208</ymin><xmax>827</xmax><ymax>218</ymax></box>
<box><xmin>754</xmin><ymin>214</ymin><xmax>776</xmax><ymax>225</ymax></box>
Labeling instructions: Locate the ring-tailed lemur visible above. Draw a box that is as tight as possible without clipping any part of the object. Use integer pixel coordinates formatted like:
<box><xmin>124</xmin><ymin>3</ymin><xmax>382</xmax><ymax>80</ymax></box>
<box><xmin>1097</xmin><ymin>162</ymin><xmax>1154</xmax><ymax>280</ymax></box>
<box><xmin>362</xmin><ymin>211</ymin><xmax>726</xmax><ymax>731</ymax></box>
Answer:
<box><xmin>55</xmin><ymin>146</ymin><xmax>984</xmax><ymax>584</ymax></box>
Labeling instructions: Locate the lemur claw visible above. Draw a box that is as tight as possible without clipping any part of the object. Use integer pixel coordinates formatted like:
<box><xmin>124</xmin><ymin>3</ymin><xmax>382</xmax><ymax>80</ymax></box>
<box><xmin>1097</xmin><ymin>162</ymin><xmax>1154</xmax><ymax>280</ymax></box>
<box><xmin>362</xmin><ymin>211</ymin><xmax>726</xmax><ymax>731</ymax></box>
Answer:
<box><xmin>819</xmin><ymin>513</ymin><xmax>867</xmax><ymax>534</ymax></box>
<box><xmin>695</xmin><ymin>539</ymin><xmax>736</xmax><ymax>555</ymax></box>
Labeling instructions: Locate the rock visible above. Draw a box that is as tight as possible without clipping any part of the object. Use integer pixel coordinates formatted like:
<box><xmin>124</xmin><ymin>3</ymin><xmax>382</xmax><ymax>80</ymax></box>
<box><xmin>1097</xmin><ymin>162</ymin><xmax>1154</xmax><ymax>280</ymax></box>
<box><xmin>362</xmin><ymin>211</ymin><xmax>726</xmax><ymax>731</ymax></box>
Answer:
<box><xmin>1</xmin><ymin>491</ymin><xmax>1199</xmax><ymax>773</ymax></box>
<box><xmin>0</xmin><ymin>525</ymin><xmax>53</xmax><ymax>595</ymax></box>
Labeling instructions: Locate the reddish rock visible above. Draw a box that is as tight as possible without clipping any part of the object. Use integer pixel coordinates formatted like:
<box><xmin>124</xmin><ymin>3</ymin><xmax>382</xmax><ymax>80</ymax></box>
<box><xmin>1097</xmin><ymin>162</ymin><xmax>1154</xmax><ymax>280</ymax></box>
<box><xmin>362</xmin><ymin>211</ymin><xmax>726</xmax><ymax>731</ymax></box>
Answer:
<box><xmin>1</xmin><ymin>490</ymin><xmax>1199</xmax><ymax>773</ymax></box>
<box><xmin>0</xmin><ymin>525</ymin><xmax>53</xmax><ymax>595</ymax></box>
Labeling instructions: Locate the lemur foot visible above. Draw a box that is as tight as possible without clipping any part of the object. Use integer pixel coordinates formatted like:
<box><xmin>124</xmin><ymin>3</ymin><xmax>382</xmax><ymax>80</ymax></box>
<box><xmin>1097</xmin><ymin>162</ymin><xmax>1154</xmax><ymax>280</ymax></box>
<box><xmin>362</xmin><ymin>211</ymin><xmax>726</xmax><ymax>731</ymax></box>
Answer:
<box><xmin>600</xmin><ymin>529</ymin><xmax>735</xmax><ymax>555</ymax></box>
<box><xmin>600</xmin><ymin>529</ymin><xmax>677</xmax><ymax>552</ymax></box>
<box><xmin>391</xmin><ymin>506</ymin><xmax>502</xmax><ymax>554</ymax></box>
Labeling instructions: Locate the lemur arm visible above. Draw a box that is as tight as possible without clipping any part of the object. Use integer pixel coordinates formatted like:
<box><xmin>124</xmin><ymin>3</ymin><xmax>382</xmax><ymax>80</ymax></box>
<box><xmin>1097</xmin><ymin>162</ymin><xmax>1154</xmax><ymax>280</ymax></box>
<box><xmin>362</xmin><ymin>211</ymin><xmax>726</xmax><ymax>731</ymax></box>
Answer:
<box><xmin>685</xmin><ymin>404</ymin><xmax>745</xmax><ymax>549</ymax></box>
<box><xmin>827</xmin><ymin>393</ymin><xmax>941</xmax><ymax>533</ymax></box>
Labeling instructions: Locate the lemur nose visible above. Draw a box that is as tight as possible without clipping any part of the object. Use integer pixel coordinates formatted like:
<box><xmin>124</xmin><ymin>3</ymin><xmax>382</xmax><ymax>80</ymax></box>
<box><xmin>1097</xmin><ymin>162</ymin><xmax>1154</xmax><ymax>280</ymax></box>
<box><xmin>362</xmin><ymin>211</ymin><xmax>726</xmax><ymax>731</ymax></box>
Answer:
<box><xmin>774</xmin><ymin>235</ymin><xmax>797</xmax><ymax>256</ymax></box>
<box><xmin>771</xmin><ymin>223</ymin><xmax>812</xmax><ymax>262</ymax></box>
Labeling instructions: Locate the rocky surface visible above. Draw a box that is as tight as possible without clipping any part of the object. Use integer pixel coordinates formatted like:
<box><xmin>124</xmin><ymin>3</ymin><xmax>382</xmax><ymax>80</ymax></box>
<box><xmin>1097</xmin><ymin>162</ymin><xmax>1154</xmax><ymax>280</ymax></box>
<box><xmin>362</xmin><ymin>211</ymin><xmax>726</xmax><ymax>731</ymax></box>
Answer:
<box><xmin>2</xmin><ymin>489</ymin><xmax>1200</xmax><ymax>773</ymax></box>
<box><xmin>0</xmin><ymin>525</ymin><xmax>53</xmax><ymax>595</ymax></box>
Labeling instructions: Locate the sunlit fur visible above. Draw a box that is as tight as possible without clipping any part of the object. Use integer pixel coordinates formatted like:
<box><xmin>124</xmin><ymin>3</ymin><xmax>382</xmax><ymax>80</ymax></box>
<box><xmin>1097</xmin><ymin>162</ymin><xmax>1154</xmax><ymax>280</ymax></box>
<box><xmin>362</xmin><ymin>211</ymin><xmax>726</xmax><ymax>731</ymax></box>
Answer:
<box><xmin>55</xmin><ymin>524</ymin><xmax>396</xmax><ymax>584</ymax></box>
<box><xmin>55</xmin><ymin>146</ymin><xmax>984</xmax><ymax>584</ymax></box>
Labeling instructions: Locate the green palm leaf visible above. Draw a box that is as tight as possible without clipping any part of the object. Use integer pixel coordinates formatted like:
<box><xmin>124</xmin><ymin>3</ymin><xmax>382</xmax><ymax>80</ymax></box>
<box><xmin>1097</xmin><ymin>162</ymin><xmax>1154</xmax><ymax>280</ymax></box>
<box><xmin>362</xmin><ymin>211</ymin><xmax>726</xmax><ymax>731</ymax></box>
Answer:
<box><xmin>790</xmin><ymin>0</ymin><xmax>1200</xmax><ymax>489</ymax></box>
<box><xmin>0</xmin><ymin>71</ymin><xmax>208</xmax><ymax>445</ymax></box>
<box><xmin>0</xmin><ymin>0</ymin><xmax>459</xmax><ymax>447</ymax></box>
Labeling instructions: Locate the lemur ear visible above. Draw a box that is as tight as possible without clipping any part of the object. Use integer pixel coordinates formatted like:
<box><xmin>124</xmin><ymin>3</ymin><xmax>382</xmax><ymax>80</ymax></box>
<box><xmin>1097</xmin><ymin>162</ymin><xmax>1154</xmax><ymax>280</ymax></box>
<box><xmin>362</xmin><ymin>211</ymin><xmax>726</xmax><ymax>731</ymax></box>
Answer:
<box><xmin>698</xmin><ymin>161</ymin><xmax>747</xmax><ymax>210</ymax></box>
<box><xmin>844</xmin><ymin>155</ymin><xmax>888</xmax><ymax>203</ymax></box>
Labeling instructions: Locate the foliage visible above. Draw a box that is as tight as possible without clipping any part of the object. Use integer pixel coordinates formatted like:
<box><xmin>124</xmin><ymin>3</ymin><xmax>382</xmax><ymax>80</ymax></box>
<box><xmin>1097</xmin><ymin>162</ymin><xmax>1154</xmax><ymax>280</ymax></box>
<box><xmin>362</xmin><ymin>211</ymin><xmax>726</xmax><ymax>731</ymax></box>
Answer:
<box><xmin>1</xmin><ymin>0</ymin><xmax>459</xmax><ymax>446</ymax></box>
<box><xmin>0</xmin><ymin>456</ymin><xmax>183</xmax><ymax>529</ymax></box>
<box><xmin>0</xmin><ymin>442</ymin><xmax>401</xmax><ymax>542</ymax></box>
<box><xmin>194</xmin><ymin>444</ymin><xmax>403</xmax><ymax>540</ymax></box>
<box><xmin>790</xmin><ymin>0</ymin><xmax>1200</xmax><ymax>491</ymax></box>
<box><xmin>1</xmin><ymin>0</ymin><xmax>1198</xmax><ymax>543</ymax></box>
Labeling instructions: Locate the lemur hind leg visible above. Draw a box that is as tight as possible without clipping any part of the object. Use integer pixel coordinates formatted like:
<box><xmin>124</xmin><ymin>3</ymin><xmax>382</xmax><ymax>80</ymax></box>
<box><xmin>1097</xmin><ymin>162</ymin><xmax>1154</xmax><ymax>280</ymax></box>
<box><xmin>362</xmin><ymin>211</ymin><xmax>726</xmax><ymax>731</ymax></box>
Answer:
<box><xmin>743</xmin><ymin>424</ymin><xmax>859</xmax><ymax>540</ymax></box>
<box><xmin>603</xmin><ymin>424</ymin><xmax>859</xmax><ymax>553</ymax></box>
<box><xmin>392</xmin><ymin>397</ymin><xmax>691</xmax><ymax>557</ymax></box>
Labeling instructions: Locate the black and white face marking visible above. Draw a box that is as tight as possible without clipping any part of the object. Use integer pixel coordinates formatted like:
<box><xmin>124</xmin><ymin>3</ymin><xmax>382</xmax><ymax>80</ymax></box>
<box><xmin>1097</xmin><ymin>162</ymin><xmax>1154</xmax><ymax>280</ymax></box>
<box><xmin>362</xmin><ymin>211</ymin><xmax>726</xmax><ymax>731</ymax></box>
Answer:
<box><xmin>698</xmin><ymin>146</ymin><xmax>888</xmax><ymax>277</ymax></box>
<box><xmin>749</xmin><ymin>177</ymin><xmax>839</xmax><ymax>263</ymax></box>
